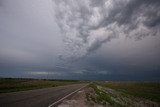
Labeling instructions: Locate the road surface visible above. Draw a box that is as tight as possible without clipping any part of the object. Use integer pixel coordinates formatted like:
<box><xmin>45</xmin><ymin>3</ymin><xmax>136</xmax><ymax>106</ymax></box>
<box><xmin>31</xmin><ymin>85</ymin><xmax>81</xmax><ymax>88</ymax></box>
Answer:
<box><xmin>0</xmin><ymin>84</ymin><xmax>87</xmax><ymax>107</ymax></box>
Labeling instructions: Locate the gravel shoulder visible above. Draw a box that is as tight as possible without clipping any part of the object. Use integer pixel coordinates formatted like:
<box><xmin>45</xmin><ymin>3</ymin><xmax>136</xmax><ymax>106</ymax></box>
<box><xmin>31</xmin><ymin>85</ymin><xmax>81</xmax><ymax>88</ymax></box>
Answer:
<box><xmin>57</xmin><ymin>86</ymin><xmax>107</xmax><ymax>107</ymax></box>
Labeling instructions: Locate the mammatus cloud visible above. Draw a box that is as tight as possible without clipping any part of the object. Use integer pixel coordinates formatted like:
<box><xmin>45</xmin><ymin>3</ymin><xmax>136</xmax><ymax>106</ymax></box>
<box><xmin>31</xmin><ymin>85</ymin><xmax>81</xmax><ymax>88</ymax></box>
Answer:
<box><xmin>53</xmin><ymin>0</ymin><xmax>160</xmax><ymax>58</ymax></box>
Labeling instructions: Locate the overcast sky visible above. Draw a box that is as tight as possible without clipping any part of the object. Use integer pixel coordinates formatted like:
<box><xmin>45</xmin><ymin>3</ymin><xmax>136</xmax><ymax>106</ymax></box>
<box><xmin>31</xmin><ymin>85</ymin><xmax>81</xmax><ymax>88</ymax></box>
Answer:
<box><xmin>0</xmin><ymin>0</ymin><xmax>160</xmax><ymax>80</ymax></box>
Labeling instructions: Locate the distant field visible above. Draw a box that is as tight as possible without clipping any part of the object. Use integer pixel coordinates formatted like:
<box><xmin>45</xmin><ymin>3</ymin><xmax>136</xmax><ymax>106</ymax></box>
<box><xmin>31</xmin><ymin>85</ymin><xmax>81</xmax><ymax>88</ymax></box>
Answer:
<box><xmin>0</xmin><ymin>78</ymin><xmax>80</xmax><ymax>93</ymax></box>
<box><xmin>98</xmin><ymin>81</ymin><xmax>160</xmax><ymax>102</ymax></box>
<box><xmin>87</xmin><ymin>81</ymin><xmax>160</xmax><ymax>107</ymax></box>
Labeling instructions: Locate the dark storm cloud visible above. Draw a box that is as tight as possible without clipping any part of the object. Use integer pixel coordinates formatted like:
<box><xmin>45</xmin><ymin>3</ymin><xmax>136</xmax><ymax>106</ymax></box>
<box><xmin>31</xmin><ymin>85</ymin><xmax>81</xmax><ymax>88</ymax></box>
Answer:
<box><xmin>108</xmin><ymin>0</ymin><xmax>160</xmax><ymax>29</ymax></box>
<box><xmin>52</xmin><ymin>0</ymin><xmax>160</xmax><ymax>80</ymax></box>
<box><xmin>90</xmin><ymin>0</ymin><xmax>160</xmax><ymax>29</ymax></box>
<box><xmin>0</xmin><ymin>0</ymin><xmax>160</xmax><ymax>80</ymax></box>
<box><xmin>53</xmin><ymin>0</ymin><xmax>160</xmax><ymax>58</ymax></box>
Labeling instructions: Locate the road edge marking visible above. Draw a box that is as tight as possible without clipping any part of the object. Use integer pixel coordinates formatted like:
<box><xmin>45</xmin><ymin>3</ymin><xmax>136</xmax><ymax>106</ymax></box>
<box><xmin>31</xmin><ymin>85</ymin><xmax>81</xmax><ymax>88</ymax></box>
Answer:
<box><xmin>48</xmin><ymin>84</ymin><xmax>88</xmax><ymax>107</ymax></box>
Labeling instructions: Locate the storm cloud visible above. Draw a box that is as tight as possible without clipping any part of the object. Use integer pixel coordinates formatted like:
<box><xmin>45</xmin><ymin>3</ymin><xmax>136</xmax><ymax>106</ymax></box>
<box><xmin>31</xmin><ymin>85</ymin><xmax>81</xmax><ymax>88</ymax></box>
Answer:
<box><xmin>0</xmin><ymin>0</ymin><xmax>160</xmax><ymax>80</ymax></box>
<box><xmin>53</xmin><ymin>0</ymin><xmax>160</xmax><ymax>58</ymax></box>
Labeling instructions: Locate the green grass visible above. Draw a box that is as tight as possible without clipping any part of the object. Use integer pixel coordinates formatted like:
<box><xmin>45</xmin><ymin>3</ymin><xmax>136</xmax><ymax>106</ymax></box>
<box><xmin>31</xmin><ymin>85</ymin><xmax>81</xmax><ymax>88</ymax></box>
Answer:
<box><xmin>0</xmin><ymin>78</ymin><xmax>80</xmax><ymax>93</ymax></box>
<box><xmin>87</xmin><ymin>82</ymin><xmax>160</xmax><ymax>107</ymax></box>
<box><xmin>87</xmin><ymin>83</ymin><xmax>124</xmax><ymax>107</ymax></box>
<box><xmin>98</xmin><ymin>81</ymin><xmax>160</xmax><ymax>102</ymax></box>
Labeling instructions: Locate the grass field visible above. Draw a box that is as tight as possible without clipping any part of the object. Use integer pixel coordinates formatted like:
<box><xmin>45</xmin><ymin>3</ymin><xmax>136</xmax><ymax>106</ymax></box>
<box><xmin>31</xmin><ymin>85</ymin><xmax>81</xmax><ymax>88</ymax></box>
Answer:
<box><xmin>87</xmin><ymin>81</ymin><xmax>160</xmax><ymax>107</ymax></box>
<box><xmin>97</xmin><ymin>81</ymin><xmax>160</xmax><ymax>102</ymax></box>
<box><xmin>0</xmin><ymin>78</ymin><xmax>80</xmax><ymax>93</ymax></box>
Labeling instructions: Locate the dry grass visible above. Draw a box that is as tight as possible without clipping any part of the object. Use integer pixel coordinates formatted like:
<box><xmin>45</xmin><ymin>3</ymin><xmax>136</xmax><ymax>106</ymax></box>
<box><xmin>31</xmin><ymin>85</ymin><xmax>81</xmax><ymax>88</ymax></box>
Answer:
<box><xmin>0</xmin><ymin>78</ymin><xmax>79</xmax><ymax>93</ymax></box>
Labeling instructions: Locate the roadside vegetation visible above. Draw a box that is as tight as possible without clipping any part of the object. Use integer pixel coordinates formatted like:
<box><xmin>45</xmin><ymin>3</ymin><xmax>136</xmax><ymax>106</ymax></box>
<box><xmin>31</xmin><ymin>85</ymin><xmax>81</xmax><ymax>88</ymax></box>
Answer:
<box><xmin>0</xmin><ymin>78</ymin><xmax>80</xmax><ymax>93</ymax></box>
<box><xmin>86</xmin><ymin>81</ymin><xmax>160</xmax><ymax>107</ymax></box>
<box><xmin>86</xmin><ymin>83</ymin><xmax>123</xmax><ymax>107</ymax></box>
<box><xmin>97</xmin><ymin>81</ymin><xmax>160</xmax><ymax>102</ymax></box>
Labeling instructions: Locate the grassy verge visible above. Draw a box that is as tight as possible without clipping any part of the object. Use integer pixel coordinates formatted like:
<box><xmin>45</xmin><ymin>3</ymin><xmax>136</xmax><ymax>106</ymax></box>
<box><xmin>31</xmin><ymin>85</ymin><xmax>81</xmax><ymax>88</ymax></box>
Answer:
<box><xmin>86</xmin><ymin>83</ymin><xmax>124</xmax><ymax>107</ymax></box>
<box><xmin>0</xmin><ymin>78</ymin><xmax>80</xmax><ymax>93</ymax></box>
<box><xmin>86</xmin><ymin>82</ymin><xmax>160</xmax><ymax>107</ymax></box>
<box><xmin>99</xmin><ymin>81</ymin><xmax>160</xmax><ymax>102</ymax></box>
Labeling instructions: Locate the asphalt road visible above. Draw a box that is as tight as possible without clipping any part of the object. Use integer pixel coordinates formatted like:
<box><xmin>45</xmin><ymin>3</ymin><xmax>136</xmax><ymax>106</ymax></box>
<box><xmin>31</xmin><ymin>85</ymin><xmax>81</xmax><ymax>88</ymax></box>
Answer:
<box><xmin>0</xmin><ymin>84</ymin><xmax>87</xmax><ymax>107</ymax></box>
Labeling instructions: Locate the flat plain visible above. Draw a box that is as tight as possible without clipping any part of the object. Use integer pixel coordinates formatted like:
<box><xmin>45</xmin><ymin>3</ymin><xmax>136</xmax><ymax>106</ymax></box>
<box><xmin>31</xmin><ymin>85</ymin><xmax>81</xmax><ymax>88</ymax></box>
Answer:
<box><xmin>0</xmin><ymin>78</ymin><xmax>160</xmax><ymax>107</ymax></box>
<box><xmin>0</xmin><ymin>78</ymin><xmax>80</xmax><ymax>93</ymax></box>
<box><xmin>86</xmin><ymin>81</ymin><xmax>160</xmax><ymax>107</ymax></box>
